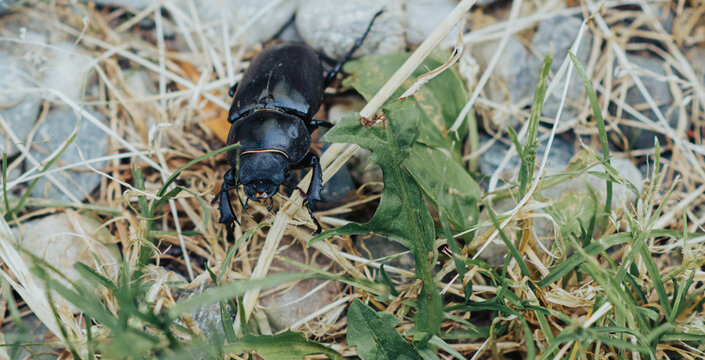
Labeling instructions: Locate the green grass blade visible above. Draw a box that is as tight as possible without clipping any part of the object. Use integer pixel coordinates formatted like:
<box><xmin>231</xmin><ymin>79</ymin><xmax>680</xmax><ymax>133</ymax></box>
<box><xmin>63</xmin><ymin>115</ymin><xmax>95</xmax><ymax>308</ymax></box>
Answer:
<box><xmin>519</xmin><ymin>52</ymin><xmax>552</xmax><ymax>198</ymax></box>
<box><xmin>156</xmin><ymin>143</ymin><xmax>239</xmax><ymax>198</ymax></box>
<box><xmin>486</xmin><ymin>206</ymin><xmax>530</xmax><ymax>277</ymax></box>
<box><xmin>217</xmin><ymin>222</ymin><xmax>270</xmax><ymax>284</ymax></box>
<box><xmin>13</xmin><ymin>121</ymin><xmax>80</xmax><ymax>214</ymax></box>
<box><xmin>569</xmin><ymin>52</ymin><xmax>612</xmax><ymax>222</ymax></box>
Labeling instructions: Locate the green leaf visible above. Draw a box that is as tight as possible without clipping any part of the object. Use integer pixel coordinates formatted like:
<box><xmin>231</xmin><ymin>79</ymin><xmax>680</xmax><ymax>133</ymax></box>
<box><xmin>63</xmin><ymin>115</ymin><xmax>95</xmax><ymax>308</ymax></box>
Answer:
<box><xmin>343</xmin><ymin>52</ymin><xmax>468</xmax><ymax>150</ymax></box>
<box><xmin>404</xmin><ymin>145</ymin><xmax>480</xmax><ymax>231</ymax></box>
<box><xmin>347</xmin><ymin>299</ymin><xmax>420</xmax><ymax>360</ymax></box>
<box><xmin>225</xmin><ymin>331</ymin><xmax>341</xmax><ymax>360</ymax></box>
<box><xmin>404</xmin><ymin>145</ymin><xmax>480</xmax><ymax>301</ymax></box>
<box><xmin>314</xmin><ymin>100</ymin><xmax>442</xmax><ymax>338</ymax></box>
<box><xmin>314</xmin><ymin>102</ymin><xmax>433</xmax><ymax>253</ymax></box>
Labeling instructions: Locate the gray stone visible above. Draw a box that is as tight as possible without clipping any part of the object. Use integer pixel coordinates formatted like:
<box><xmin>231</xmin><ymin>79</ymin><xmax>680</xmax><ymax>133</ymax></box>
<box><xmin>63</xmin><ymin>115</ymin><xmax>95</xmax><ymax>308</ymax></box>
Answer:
<box><xmin>15</xmin><ymin>212</ymin><xmax>121</xmax><ymax>313</ymax></box>
<box><xmin>543</xmin><ymin>154</ymin><xmax>644</xmax><ymax>211</ymax></box>
<box><xmin>0</xmin><ymin>0</ymin><xmax>21</xmax><ymax>14</ymax></box>
<box><xmin>619</xmin><ymin>54</ymin><xmax>678</xmax><ymax>150</ymax></box>
<box><xmin>405</xmin><ymin>0</ymin><xmax>460</xmax><ymax>47</ymax></box>
<box><xmin>586</xmin><ymin>157</ymin><xmax>643</xmax><ymax>210</ymax></box>
<box><xmin>175</xmin><ymin>282</ymin><xmax>233</xmax><ymax>339</ymax></box>
<box><xmin>1</xmin><ymin>314</ymin><xmax>56</xmax><ymax>360</ymax></box>
<box><xmin>296</xmin><ymin>0</ymin><xmax>406</xmax><ymax>61</ymax></box>
<box><xmin>531</xmin><ymin>15</ymin><xmax>592</xmax><ymax>124</ymax></box>
<box><xmin>650</xmin><ymin>4</ymin><xmax>674</xmax><ymax>34</ymax></box>
<box><xmin>193</xmin><ymin>0</ymin><xmax>297</xmax><ymax>47</ymax></box>
<box><xmin>85</xmin><ymin>0</ymin><xmax>296</xmax><ymax>47</ymax></box>
<box><xmin>0</xmin><ymin>52</ymin><xmax>41</xmax><ymax>157</ymax></box>
<box><xmin>29</xmin><ymin>109</ymin><xmax>108</xmax><ymax>202</ymax></box>
<box><xmin>475</xmin><ymin>153</ymin><xmax>644</xmax><ymax>266</ymax></box>
<box><xmin>473</xmin><ymin>15</ymin><xmax>592</xmax><ymax>130</ymax></box>
<box><xmin>320</xmin><ymin>145</ymin><xmax>355</xmax><ymax>204</ymax></box>
<box><xmin>40</xmin><ymin>42</ymin><xmax>94</xmax><ymax>103</ymax></box>
<box><xmin>17</xmin><ymin>212</ymin><xmax>120</xmax><ymax>284</ymax></box>
<box><xmin>260</xmin><ymin>238</ymin><xmax>342</xmax><ymax>331</ymax></box>
<box><xmin>473</xmin><ymin>36</ymin><xmax>530</xmax><ymax>129</ymax></box>
<box><xmin>279</xmin><ymin>20</ymin><xmax>304</xmax><ymax>44</ymax></box>
<box><xmin>478</xmin><ymin>132</ymin><xmax>574</xmax><ymax>181</ymax></box>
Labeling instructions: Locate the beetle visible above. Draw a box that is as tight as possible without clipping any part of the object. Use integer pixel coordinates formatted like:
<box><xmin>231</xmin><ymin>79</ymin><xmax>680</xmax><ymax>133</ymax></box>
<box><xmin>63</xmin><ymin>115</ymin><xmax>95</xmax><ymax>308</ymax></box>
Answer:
<box><xmin>214</xmin><ymin>11</ymin><xmax>383</xmax><ymax>239</ymax></box>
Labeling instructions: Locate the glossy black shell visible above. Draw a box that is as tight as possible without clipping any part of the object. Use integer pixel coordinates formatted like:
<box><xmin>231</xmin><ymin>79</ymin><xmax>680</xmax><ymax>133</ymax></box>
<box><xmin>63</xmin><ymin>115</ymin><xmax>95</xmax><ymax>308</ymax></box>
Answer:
<box><xmin>226</xmin><ymin>109</ymin><xmax>311</xmax><ymax>166</ymax></box>
<box><xmin>228</xmin><ymin>43</ymin><xmax>324</xmax><ymax>121</ymax></box>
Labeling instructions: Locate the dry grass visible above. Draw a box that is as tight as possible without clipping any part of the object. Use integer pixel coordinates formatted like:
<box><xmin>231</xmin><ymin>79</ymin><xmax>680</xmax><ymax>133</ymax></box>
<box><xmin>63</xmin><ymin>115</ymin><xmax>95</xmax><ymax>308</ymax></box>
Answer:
<box><xmin>0</xmin><ymin>0</ymin><xmax>704</xmax><ymax>358</ymax></box>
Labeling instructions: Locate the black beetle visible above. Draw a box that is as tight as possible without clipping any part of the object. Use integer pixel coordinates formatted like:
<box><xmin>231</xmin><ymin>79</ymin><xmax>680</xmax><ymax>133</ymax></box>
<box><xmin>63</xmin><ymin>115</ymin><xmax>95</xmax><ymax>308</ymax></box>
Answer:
<box><xmin>215</xmin><ymin>11</ymin><xmax>383</xmax><ymax>239</ymax></box>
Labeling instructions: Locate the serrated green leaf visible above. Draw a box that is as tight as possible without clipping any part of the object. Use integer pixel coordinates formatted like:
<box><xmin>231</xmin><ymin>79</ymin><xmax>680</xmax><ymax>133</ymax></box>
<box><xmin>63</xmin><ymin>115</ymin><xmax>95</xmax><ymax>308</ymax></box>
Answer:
<box><xmin>314</xmin><ymin>99</ymin><xmax>442</xmax><ymax>338</ymax></box>
<box><xmin>315</xmin><ymin>102</ymin><xmax>433</xmax><ymax>253</ymax></box>
<box><xmin>225</xmin><ymin>331</ymin><xmax>341</xmax><ymax>360</ymax></box>
<box><xmin>347</xmin><ymin>299</ymin><xmax>420</xmax><ymax>360</ymax></box>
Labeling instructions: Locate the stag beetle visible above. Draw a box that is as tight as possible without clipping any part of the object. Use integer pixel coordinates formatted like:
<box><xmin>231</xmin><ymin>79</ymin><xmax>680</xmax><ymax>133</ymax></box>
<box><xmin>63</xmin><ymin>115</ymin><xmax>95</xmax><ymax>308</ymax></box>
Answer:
<box><xmin>214</xmin><ymin>11</ymin><xmax>383</xmax><ymax>239</ymax></box>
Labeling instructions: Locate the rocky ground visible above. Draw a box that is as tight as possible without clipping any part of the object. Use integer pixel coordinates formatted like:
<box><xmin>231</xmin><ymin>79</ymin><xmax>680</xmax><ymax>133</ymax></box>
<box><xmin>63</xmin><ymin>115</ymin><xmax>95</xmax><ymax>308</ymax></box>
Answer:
<box><xmin>0</xmin><ymin>0</ymin><xmax>704</xmax><ymax>358</ymax></box>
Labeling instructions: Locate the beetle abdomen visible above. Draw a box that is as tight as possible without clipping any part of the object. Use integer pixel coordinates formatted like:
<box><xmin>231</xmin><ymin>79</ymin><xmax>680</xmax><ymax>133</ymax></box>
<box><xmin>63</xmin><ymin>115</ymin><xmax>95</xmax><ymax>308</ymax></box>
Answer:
<box><xmin>229</xmin><ymin>43</ymin><xmax>324</xmax><ymax>122</ymax></box>
<box><xmin>227</xmin><ymin>110</ymin><xmax>311</xmax><ymax>166</ymax></box>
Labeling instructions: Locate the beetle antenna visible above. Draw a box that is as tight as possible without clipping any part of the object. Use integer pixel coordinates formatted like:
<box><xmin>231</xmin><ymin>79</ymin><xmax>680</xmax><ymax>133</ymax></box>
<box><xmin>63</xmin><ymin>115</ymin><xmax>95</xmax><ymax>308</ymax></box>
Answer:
<box><xmin>241</xmin><ymin>197</ymin><xmax>255</xmax><ymax>218</ymax></box>
<box><xmin>324</xmin><ymin>8</ymin><xmax>385</xmax><ymax>86</ymax></box>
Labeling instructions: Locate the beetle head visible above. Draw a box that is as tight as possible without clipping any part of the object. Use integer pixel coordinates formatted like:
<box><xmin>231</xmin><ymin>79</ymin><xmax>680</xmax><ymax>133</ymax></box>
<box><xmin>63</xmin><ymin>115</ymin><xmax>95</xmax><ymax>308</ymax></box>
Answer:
<box><xmin>238</xmin><ymin>151</ymin><xmax>289</xmax><ymax>203</ymax></box>
<box><xmin>243</xmin><ymin>179</ymin><xmax>278</xmax><ymax>202</ymax></box>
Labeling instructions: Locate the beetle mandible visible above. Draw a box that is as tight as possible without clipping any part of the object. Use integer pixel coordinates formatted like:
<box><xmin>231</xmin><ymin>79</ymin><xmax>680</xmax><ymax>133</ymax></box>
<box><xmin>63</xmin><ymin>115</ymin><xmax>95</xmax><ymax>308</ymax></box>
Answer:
<box><xmin>215</xmin><ymin>11</ymin><xmax>383</xmax><ymax>239</ymax></box>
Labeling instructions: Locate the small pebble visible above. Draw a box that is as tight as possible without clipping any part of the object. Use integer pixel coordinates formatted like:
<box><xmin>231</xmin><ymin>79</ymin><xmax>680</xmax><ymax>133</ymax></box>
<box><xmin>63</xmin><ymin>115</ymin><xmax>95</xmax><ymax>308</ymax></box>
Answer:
<box><xmin>405</xmin><ymin>0</ymin><xmax>461</xmax><ymax>47</ymax></box>
<box><xmin>17</xmin><ymin>212</ymin><xmax>121</xmax><ymax>312</ymax></box>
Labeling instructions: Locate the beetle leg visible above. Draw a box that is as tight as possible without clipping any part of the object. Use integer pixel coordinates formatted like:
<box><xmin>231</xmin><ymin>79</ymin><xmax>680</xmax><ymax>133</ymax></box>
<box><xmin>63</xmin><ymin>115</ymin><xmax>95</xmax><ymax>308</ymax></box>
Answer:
<box><xmin>217</xmin><ymin>170</ymin><xmax>240</xmax><ymax>225</ymax></box>
<box><xmin>306</xmin><ymin>119</ymin><xmax>334</xmax><ymax>133</ymax></box>
<box><xmin>228</xmin><ymin>82</ymin><xmax>238</xmax><ymax>97</ymax></box>
<box><xmin>293</xmin><ymin>153</ymin><xmax>324</xmax><ymax>233</ymax></box>
<box><xmin>217</xmin><ymin>169</ymin><xmax>241</xmax><ymax>242</ymax></box>
<box><xmin>268</xmin><ymin>197</ymin><xmax>274</xmax><ymax>211</ymax></box>
<box><xmin>217</xmin><ymin>182</ymin><xmax>238</xmax><ymax>226</ymax></box>
<box><xmin>324</xmin><ymin>9</ymin><xmax>384</xmax><ymax>86</ymax></box>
